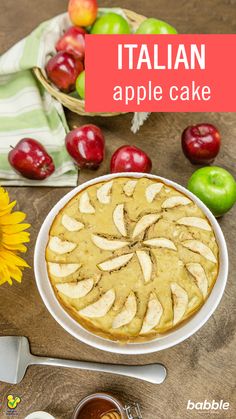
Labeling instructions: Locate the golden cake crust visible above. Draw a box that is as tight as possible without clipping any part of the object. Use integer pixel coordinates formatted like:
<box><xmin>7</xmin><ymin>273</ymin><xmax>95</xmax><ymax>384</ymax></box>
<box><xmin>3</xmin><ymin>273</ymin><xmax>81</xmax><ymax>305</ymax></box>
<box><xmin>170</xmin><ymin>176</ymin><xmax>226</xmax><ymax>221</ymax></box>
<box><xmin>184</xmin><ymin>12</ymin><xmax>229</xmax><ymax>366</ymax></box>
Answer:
<box><xmin>45</xmin><ymin>177</ymin><xmax>219</xmax><ymax>342</ymax></box>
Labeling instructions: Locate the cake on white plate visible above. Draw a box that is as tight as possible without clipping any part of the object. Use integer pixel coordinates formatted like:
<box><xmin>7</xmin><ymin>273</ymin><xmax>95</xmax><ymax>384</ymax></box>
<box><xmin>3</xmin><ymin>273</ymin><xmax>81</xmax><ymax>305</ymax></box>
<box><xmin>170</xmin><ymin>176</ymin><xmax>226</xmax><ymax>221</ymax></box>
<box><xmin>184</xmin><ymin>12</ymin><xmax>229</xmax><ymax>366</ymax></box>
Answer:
<box><xmin>46</xmin><ymin>177</ymin><xmax>219</xmax><ymax>342</ymax></box>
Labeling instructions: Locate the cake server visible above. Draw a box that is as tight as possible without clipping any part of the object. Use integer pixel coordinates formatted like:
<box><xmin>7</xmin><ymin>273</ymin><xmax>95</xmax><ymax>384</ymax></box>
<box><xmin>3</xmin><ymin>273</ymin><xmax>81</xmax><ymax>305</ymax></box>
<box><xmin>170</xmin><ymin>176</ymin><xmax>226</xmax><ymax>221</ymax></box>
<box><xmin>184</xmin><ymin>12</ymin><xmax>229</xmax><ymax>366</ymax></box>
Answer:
<box><xmin>0</xmin><ymin>336</ymin><xmax>167</xmax><ymax>385</ymax></box>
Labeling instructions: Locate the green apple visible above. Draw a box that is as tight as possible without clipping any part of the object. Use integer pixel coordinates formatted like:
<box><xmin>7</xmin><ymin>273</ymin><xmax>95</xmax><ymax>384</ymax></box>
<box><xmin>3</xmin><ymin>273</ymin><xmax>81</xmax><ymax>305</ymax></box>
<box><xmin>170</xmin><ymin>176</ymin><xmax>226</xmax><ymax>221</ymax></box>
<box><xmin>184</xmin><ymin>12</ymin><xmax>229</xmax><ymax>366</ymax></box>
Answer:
<box><xmin>136</xmin><ymin>18</ymin><xmax>177</xmax><ymax>34</ymax></box>
<box><xmin>91</xmin><ymin>13</ymin><xmax>131</xmax><ymax>34</ymax></box>
<box><xmin>188</xmin><ymin>166</ymin><xmax>236</xmax><ymax>217</ymax></box>
<box><xmin>76</xmin><ymin>70</ymin><xmax>85</xmax><ymax>99</ymax></box>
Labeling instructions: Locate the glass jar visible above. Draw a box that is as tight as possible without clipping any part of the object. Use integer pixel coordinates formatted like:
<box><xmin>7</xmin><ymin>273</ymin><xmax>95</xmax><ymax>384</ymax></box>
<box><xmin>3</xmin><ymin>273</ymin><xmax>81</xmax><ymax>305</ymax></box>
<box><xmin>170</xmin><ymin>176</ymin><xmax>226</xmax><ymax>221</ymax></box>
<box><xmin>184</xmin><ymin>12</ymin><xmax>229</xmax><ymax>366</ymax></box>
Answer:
<box><xmin>72</xmin><ymin>392</ymin><xmax>142</xmax><ymax>419</ymax></box>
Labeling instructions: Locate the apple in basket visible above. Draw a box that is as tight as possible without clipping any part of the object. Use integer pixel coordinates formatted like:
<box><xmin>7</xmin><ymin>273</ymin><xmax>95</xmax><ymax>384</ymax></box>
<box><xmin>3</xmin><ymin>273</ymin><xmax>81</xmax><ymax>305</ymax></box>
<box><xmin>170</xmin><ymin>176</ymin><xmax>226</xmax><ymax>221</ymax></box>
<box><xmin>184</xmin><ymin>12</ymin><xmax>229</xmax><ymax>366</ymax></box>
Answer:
<box><xmin>68</xmin><ymin>0</ymin><xmax>98</xmax><ymax>27</ymax></box>
<box><xmin>91</xmin><ymin>12</ymin><xmax>131</xmax><ymax>34</ymax></box>
<box><xmin>46</xmin><ymin>51</ymin><xmax>83</xmax><ymax>93</ymax></box>
<box><xmin>76</xmin><ymin>70</ymin><xmax>85</xmax><ymax>99</ymax></box>
<box><xmin>56</xmin><ymin>26</ymin><xmax>86</xmax><ymax>60</ymax></box>
<box><xmin>136</xmin><ymin>18</ymin><xmax>177</xmax><ymax>34</ymax></box>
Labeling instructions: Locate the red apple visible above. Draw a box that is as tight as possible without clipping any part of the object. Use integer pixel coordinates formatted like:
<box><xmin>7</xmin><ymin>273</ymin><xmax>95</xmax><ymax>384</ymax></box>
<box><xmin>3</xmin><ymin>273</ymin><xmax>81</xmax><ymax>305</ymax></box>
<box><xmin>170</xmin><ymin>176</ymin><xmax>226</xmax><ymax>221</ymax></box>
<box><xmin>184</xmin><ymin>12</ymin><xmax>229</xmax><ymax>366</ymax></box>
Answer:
<box><xmin>65</xmin><ymin>125</ymin><xmax>105</xmax><ymax>169</ymax></box>
<box><xmin>181</xmin><ymin>123</ymin><xmax>221</xmax><ymax>164</ymax></box>
<box><xmin>46</xmin><ymin>51</ymin><xmax>83</xmax><ymax>93</ymax></box>
<box><xmin>8</xmin><ymin>138</ymin><xmax>55</xmax><ymax>180</ymax></box>
<box><xmin>68</xmin><ymin>0</ymin><xmax>97</xmax><ymax>27</ymax></box>
<box><xmin>110</xmin><ymin>145</ymin><xmax>152</xmax><ymax>173</ymax></box>
<box><xmin>56</xmin><ymin>26</ymin><xmax>86</xmax><ymax>60</ymax></box>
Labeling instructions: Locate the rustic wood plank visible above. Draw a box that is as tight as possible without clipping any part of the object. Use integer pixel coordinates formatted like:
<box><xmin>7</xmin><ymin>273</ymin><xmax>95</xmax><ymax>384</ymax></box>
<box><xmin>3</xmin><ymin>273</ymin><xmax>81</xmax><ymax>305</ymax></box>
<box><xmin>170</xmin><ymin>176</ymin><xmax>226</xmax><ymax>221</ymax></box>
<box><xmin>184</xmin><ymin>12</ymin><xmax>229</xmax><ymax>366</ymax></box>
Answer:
<box><xmin>0</xmin><ymin>1</ymin><xmax>235</xmax><ymax>418</ymax></box>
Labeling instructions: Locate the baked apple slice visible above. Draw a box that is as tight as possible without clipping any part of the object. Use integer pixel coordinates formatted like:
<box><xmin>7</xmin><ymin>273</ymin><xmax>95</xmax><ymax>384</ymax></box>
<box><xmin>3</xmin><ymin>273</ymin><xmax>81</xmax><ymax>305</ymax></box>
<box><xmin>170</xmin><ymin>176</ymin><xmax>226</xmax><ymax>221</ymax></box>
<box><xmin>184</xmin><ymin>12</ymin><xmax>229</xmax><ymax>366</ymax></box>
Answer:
<box><xmin>140</xmin><ymin>292</ymin><xmax>163</xmax><ymax>334</ymax></box>
<box><xmin>176</xmin><ymin>216</ymin><xmax>211</xmax><ymax>231</ymax></box>
<box><xmin>182</xmin><ymin>240</ymin><xmax>217</xmax><ymax>263</ymax></box>
<box><xmin>98</xmin><ymin>253</ymin><xmax>134</xmax><ymax>271</ymax></box>
<box><xmin>48</xmin><ymin>236</ymin><xmax>77</xmax><ymax>254</ymax></box>
<box><xmin>162</xmin><ymin>196</ymin><xmax>192</xmax><ymax>208</ymax></box>
<box><xmin>79</xmin><ymin>191</ymin><xmax>95</xmax><ymax>214</ymax></box>
<box><xmin>145</xmin><ymin>183</ymin><xmax>163</xmax><ymax>203</ymax></box>
<box><xmin>112</xmin><ymin>292</ymin><xmax>137</xmax><ymax>329</ymax></box>
<box><xmin>79</xmin><ymin>289</ymin><xmax>115</xmax><ymax>318</ymax></box>
<box><xmin>171</xmin><ymin>283</ymin><xmax>188</xmax><ymax>325</ymax></box>
<box><xmin>56</xmin><ymin>278</ymin><xmax>94</xmax><ymax>298</ymax></box>
<box><xmin>62</xmin><ymin>214</ymin><xmax>84</xmax><ymax>232</ymax></box>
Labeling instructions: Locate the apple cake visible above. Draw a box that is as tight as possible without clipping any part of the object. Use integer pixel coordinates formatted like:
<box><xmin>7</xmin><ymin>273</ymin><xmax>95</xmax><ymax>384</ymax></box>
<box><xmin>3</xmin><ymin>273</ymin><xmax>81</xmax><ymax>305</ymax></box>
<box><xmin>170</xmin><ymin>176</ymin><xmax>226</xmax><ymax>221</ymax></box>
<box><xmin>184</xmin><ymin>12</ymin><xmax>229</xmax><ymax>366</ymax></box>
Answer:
<box><xmin>45</xmin><ymin>177</ymin><xmax>219</xmax><ymax>342</ymax></box>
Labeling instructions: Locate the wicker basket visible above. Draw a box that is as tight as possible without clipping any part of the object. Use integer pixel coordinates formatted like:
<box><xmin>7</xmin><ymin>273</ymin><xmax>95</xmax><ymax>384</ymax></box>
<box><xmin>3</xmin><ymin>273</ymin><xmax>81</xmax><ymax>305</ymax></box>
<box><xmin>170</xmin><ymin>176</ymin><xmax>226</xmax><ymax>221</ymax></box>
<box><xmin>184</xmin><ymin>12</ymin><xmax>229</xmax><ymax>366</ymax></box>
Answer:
<box><xmin>33</xmin><ymin>9</ymin><xmax>146</xmax><ymax>117</ymax></box>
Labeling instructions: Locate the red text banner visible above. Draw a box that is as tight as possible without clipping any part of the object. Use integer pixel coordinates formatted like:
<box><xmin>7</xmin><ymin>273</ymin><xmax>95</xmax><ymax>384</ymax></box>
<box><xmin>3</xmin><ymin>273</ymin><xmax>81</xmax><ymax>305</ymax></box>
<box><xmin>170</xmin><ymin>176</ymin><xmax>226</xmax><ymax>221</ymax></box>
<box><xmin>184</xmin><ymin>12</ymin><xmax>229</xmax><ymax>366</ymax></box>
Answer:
<box><xmin>85</xmin><ymin>34</ymin><xmax>236</xmax><ymax>112</ymax></box>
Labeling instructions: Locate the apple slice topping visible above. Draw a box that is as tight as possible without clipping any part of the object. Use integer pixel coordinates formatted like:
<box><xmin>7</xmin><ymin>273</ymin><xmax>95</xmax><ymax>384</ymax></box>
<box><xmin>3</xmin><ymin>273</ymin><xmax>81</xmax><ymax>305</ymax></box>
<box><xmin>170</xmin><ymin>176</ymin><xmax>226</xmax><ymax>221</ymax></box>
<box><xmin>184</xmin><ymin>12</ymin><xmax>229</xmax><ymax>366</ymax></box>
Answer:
<box><xmin>170</xmin><ymin>283</ymin><xmax>188</xmax><ymax>325</ymax></box>
<box><xmin>79</xmin><ymin>191</ymin><xmax>95</xmax><ymax>214</ymax></box>
<box><xmin>112</xmin><ymin>292</ymin><xmax>137</xmax><ymax>329</ymax></box>
<box><xmin>113</xmin><ymin>204</ymin><xmax>127</xmax><ymax>236</ymax></box>
<box><xmin>161</xmin><ymin>196</ymin><xmax>192</xmax><ymax>209</ymax></box>
<box><xmin>145</xmin><ymin>183</ymin><xmax>163</xmax><ymax>203</ymax></box>
<box><xmin>136</xmin><ymin>250</ymin><xmax>152</xmax><ymax>282</ymax></box>
<box><xmin>96</xmin><ymin>181</ymin><xmax>113</xmax><ymax>204</ymax></box>
<box><xmin>49</xmin><ymin>236</ymin><xmax>77</xmax><ymax>255</ymax></box>
<box><xmin>56</xmin><ymin>279</ymin><xmax>94</xmax><ymax>299</ymax></box>
<box><xmin>177</xmin><ymin>217</ymin><xmax>211</xmax><ymax>231</ymax></box>
<box><xmin>132</xmin><ymin>213</ymin><xmax>161</xmax><ymax>239</ymax></box>
<box><xmin>123</xmin><ymin>180</ymin><xmax>137</xmax><ymax>197</ymax></box>
<box><xmin>140</xmin><ymin>293</ymin><xmax>163</xmax><ymax>334</ymax></box>
<box><xmin>143</xmin><ymin>237</ymin><xmax>177</xmax><ymax>251</ymax></box>
<box><xmin>79</xmin><ymin>289</ymin><xmax>115</xmax><ymax>318</ymax></box>
<box><xmin>182</xmin><ymin>240</ymin><xmax>217</xmax><ymax>263</ymax></box>
<box><xmin>98</xmin><ymin>253</ymin><xmax>134</xmax><ymax>271</ymax></box>
<box><xmin>91</xmin><ymin>234</ymin><xmax>128</xmax><ymax>251</ymax></box>
<box><xmin>48</xmin><ymin>262</ymin><xmax>81</xmax><ymax>277</ymax></box>
<box><xmin>186</xmin><ymin>263</ymin><xmax>208</xmax><ymax>298</ymax></box>
<box><xmin>61</xmin><ymin>214</ymin><xmax>84</xmax><ymax>232</ymax></box>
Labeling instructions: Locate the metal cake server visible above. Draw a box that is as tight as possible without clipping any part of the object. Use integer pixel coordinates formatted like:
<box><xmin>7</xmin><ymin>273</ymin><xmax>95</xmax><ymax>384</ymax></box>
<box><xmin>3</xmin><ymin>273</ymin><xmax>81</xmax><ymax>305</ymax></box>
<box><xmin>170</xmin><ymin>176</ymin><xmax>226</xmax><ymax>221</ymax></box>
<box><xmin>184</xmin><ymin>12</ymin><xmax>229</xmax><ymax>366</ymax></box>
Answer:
<box><xmin>0</xmin><ymin>336</ymin><xmax>167</xmax><ymax>385</ymax></box>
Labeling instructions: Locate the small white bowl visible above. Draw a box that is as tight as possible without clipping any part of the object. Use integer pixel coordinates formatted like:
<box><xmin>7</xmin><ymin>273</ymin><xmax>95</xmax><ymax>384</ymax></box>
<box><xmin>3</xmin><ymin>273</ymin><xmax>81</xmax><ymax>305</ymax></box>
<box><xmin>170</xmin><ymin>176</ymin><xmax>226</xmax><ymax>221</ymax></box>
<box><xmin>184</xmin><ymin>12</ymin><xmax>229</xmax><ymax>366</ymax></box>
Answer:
<box><xmin>34</xmin><ymin>173</ymin><xmax>228</xmax><ymax>355</ymax></box>
<box><xmin>25</xmin><ymin>412</ymin><xmax>55</xmax><ymax>419</ymax></box>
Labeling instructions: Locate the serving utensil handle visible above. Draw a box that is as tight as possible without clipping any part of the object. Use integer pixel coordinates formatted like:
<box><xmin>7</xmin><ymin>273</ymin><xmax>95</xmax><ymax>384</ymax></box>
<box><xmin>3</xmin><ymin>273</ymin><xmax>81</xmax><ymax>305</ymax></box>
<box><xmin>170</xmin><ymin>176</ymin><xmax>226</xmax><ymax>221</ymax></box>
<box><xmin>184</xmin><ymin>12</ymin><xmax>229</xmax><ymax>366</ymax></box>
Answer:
<box><xmin>32</xmin><ymin>356</ymin><xmax>167</xmax><ymax>384</ymax></box>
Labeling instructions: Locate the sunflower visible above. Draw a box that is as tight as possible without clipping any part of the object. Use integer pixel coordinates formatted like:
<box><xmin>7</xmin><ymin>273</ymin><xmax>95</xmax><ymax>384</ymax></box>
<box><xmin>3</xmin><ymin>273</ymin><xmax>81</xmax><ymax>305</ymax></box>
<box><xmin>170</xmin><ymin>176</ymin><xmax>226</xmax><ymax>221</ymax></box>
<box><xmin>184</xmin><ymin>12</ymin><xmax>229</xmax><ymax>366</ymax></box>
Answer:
<box><xmin>0</xmin><ymin>186</ymin><xmax>30</xmax><ymax>285</ymax></box>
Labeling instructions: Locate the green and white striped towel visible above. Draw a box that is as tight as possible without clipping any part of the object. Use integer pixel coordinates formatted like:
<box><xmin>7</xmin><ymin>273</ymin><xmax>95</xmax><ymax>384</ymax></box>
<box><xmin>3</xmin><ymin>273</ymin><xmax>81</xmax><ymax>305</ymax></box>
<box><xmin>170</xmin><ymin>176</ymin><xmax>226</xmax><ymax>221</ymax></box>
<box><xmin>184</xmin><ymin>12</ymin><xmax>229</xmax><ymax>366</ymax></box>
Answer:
<box><xmin>0</xmin><ymin>12</ymin><xmax>77</xmax><ymax>186</ymax></box>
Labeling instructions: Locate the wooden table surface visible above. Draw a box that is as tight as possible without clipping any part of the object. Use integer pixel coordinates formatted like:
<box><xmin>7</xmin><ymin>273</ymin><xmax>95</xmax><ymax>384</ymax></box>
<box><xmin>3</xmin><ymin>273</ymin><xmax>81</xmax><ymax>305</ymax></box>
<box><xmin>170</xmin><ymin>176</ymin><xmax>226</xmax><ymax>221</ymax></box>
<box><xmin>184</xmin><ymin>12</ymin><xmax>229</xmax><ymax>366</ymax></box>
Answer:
<box><xmin>0</xmin><ymin>1</ymin><xmax>236</xmax><ymax>418</ymax></box>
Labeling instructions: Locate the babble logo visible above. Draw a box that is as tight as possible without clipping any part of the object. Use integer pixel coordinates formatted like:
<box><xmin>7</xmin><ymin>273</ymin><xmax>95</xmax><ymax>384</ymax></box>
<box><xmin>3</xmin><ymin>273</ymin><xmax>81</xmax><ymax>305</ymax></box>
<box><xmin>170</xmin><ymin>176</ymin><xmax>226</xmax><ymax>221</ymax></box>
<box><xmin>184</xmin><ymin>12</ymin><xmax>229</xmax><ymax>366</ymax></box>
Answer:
<box><xmin>187</xmin><ymin>399</ymin><xmax>230</xmax><ymax>411</ymax></box>
<box><xmin>7</xmin><ymin>395</ymin><xmax>21</xmax><ymax>409</ymax></box>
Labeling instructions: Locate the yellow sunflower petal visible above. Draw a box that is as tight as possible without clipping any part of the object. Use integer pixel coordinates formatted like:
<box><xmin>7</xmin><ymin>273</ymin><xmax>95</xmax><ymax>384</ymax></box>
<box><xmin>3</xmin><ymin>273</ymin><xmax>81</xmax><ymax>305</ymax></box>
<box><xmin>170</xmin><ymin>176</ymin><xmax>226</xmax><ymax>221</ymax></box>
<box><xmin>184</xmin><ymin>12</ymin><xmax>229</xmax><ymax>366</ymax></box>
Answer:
<box><xmin>2</xmin><ymin>232</ymin><xmax>30</xmax><ymax>245</ymax></box>
<box><xmin>0</xmin><ymin>249</ymin><xmax>29</xmax><ymax>268</ymax></box>
<box><xmin>3</xmin><ymin>243</ymin><xmax>27</xmax><ymax>252</ymax></box>
<box><xmin>0</xmin><ymin>277</ymin><xmax>7</xmax><ymax>285</ymax></box>
<box><xmin>0</xmin><ymin>263</ymin><xmax>12</xmax><ymax>285</ymax></box>
<box><xmin>0</xmin><ymin>186</ymin><xmax>6</xmax><ymax>196</ymax></box>
<box><xmin>0</xmin><ymin>211</ymin><xmax>26</xmax><ymax>225</ymax></box>
<box><xmin>0</xmin><ymin>276</ymin><xmax>12</xmax><ymax>286</ymax></box>
<box><xmin>7</xmin><ymin>265</ymin><xmax>23</xmax><ymax>283</ymax></box>
<box><xmin>0</xmin><ymin>187</ymin><xmax>10</xmax><ymax>207</ymax></box>
<box><xmin>0</xmin><ymin>201</ymin><xmax>16</xmax><ymax>217</ymax></box>
<box><xmin>1</xmin><ymin>223</ymin><xmax>31</xmax><ymax>234</ymax></box>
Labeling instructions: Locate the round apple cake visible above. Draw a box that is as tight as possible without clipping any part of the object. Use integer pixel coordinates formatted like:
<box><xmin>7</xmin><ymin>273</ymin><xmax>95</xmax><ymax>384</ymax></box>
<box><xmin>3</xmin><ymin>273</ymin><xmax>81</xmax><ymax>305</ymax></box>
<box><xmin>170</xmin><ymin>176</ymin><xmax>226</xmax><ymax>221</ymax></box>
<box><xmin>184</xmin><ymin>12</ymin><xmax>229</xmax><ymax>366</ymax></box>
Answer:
<box><xmin>45</xmin><ymin>176</ymin><xmax>219</xmax><ymax>342</ymax></box>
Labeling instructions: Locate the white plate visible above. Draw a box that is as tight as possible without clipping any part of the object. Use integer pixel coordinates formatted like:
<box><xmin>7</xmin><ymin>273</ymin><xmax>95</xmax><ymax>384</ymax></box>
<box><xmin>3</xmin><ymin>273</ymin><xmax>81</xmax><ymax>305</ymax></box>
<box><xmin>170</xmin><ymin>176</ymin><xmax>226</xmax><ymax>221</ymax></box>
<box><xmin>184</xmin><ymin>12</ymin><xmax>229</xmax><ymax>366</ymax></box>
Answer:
<box><xmin>34</xmin><ymin>173</ymin><xmax>228</xmax><ymax>355</ymax></box>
